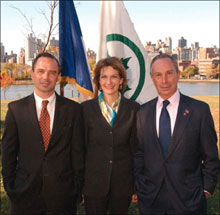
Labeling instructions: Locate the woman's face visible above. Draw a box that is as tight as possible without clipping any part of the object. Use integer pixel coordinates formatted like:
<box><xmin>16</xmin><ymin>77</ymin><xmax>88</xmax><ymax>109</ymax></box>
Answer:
<box><xmin>99</xmin><ymin>66</ymin><xmax>123</xmax><ymax>97</ymax></box>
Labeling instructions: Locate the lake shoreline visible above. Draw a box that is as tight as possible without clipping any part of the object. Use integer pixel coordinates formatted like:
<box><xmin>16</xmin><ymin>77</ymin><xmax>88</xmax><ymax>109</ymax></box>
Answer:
<box><xmin>179</xmin><ymin>79</ymin><xmax>219</xmax><ymax>83</ymax></box>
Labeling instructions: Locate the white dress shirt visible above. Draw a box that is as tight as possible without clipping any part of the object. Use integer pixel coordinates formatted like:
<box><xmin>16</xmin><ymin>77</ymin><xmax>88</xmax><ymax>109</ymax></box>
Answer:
<box><xmin>156</xmin><ymin>90</ymin><xmax>180</xmax><ymax>137</ymax></box>
<box><xmin>34</xmin><ymin>92</ymin><xmax>56</xmax><ymax>133</ymax></box>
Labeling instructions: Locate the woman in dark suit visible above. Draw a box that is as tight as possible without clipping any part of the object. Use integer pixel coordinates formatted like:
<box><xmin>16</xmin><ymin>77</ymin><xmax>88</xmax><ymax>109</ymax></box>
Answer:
<box><xmin>82</xmin><ymin>57</ymin><xmax>140</xmax><ymax>214</ymax></box>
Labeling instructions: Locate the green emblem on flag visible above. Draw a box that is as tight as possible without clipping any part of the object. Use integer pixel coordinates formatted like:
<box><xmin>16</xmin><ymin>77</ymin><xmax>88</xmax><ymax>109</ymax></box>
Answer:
<box><xmin>106</xmin><ymin>34</ymin><xmax>145</xmax><ymax>100</ymax></box>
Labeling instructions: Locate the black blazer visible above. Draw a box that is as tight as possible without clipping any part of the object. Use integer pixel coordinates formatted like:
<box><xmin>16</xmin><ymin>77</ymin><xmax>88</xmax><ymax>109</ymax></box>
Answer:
<box><xmin>82</xmin><ymin>96</ymin><xmax>140</xmax><ymax>198</ymax></box>
<box><xmin>134</xmin><ymin>94</ymin><xmax>219</xmax><ymax>213</ymax></box>
<box><xmin>2</xmin><ymin>93</ymin><xmax>85</xmax><ymax>211</ymax></box>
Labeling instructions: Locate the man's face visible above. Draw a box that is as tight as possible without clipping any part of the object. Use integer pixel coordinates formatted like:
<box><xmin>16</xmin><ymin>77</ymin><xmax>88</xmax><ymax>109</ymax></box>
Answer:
<box><xmin>151</xmin><ymin>58</ymin><xmax>180</xmax><ymax>100</ymax></box>
<box><xmin>31</xmin><ymin>57</ymin><xmax>60</xmax><ymax>99</ymax></box>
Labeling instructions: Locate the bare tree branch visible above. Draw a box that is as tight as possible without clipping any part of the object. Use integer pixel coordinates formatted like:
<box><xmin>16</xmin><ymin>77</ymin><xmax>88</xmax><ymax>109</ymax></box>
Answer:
<box><xmin>9</xmin><ymin>4</ymin><xmax>36</xmax><ymax>39</ymax></box>
<box><xmin>38</xmin><ymin>8</ymin><xmax>50</xmax><ymax>26</ymax></box>
<box><xmin>42</xmin><ymin>0</ymin><xmax>59</xmax><ymax>52</ymax></box>
<box><xmin>10</xmin><ymin>0</ymin><xmax>59</xmax><ymax>53</ymax></box>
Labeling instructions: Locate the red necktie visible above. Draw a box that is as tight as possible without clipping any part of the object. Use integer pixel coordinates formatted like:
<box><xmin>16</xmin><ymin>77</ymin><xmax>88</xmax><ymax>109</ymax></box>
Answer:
<box><xmin>39</xmin><ymin>100</ymin><xmax>50</xmax><ymax>151</ymax></box>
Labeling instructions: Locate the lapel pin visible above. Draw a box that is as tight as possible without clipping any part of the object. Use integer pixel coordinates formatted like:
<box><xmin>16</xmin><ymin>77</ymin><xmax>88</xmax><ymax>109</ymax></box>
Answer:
<box><xmin>184</xmin><ymin>109</ymin><xmax>189</xmax><ymax>116</ymax></box>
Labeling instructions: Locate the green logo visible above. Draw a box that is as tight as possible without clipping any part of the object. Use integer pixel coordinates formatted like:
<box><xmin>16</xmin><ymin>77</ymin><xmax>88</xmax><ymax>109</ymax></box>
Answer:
<box><xmin>106</xmin><ymin>34</ymin><xmax>145</xmax><ymax>100</ymax></box>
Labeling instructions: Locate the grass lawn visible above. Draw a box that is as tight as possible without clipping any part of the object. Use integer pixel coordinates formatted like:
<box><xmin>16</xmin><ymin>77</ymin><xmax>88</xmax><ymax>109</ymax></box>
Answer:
<box><xmin>0</xmin><ymin>96</ymin><xmax>219</xmax><ymax>215</ymax></box>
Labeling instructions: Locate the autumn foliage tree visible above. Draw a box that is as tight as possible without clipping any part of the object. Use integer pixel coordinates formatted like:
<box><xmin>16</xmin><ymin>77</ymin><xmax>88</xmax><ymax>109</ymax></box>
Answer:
<box><xmin>0</xmin><ymin>71</ymin><xmax>14</xmax><ymax>99</ymax></box>
<box><xmin>181</xmin><ymin>65</ymin><xmax>198</xmax><ymax>79</ymax></box>
<box><xmin>206</xmin><ymin>64</ymin><xmax>220</xmax><ymax>79</ymax></box>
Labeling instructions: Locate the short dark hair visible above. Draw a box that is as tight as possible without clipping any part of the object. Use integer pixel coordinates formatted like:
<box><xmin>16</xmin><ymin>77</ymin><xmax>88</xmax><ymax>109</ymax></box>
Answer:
<box><xmin>150</xmin><ymin>53</ymin><xmax>179</xmax><ymax>73</ymax></box>
<box><xmin>93</xmin><ymin>57</ymin><xmax>127</xmax><ymax>98</ymax></box>
<box><xmin>32</xmin><ymin>52</ymin><xmax>60</xmax><ymax>72</ymax></box>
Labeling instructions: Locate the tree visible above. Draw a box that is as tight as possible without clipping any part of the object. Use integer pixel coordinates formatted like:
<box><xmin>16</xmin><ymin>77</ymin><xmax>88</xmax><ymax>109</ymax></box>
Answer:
<box><xmin>206</xmin><ymin>64</ymin><xmax>219</xmax><ymax>79</ymax></box>
<box><xmin>10</xmin><ymin>0</ymin><xmax>59</xmax><ymax>52</ymax></box>
<box><xmin>181</xmin><ymin>65</ymin><xmax>198</xmax><ymax>79</ymax></box>
<box><xmin>1</xmin><ymin>63</ymin><xmax>16</xmax><ymax>73</ymax></box>
<box><xmin>0</xmin><ymin>71</ymin><xmax>14</xmax><ymax>99</ymax></box>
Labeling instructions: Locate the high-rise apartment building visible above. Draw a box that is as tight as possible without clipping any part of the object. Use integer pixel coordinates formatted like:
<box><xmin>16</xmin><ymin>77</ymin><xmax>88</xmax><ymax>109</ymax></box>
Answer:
<box><xmin>4</xmin><ymin>51</ymin><xmax>17</xmax><ymax>63</ymax></box>
<box><xmin>165</xmin><ymin>37</ymin><xmax>172</xmax><ymax>51</ymax></box>
<box><xmin>174</xmin><ymin>47</ymin><xmax>192</xmax><ymax>61</ymax></box>
<box><xmin>19</xmin><ymin>48</ymin><xmax>25</xmax><ymax>64</ymax></box>
<box><xmin>49</xmin><ymin>37</ymin><xmax>59</xmax><ymax>47</ymax></box>
<box><xmin>25</xmin><ymin>33</ymin><xmax>44</xmax><ymax>65</ymax></box>
<box><xmin>199</xmin><ymin>48</ymin><xmax>217</xmax><ymax>59</ymax></box>
<box><xmin>191</xmin><ymin>42</ymin><xmax>200</xmax><ymax>61</ymax></box>
<box><xmin>178</xmin><ymin>37</ymin><xmax>187</xmax><ymax>48</ymax></box>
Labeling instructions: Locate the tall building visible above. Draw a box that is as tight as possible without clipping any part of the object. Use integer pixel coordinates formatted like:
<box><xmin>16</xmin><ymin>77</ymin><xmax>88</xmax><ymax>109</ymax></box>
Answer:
<box><xmin>49</xmin><ymin>37</ymin><xmax>59</xmax><ymax>47</ymax></box>
<box><xmin>19</xmin><ymin>48</ymin><xmax>25</xmax><ymax>64</ymax></box>
<box><xmin>25</xmin><ymin>33</ymin><xmax>44</xmax><ymax>65</ymax></box>
<box><xmin>178</xmin><ymin>37</ymin><xmax>187</xmax><ymax>48</ymax></box>
<box><xmin>199</xmin><ymin>48</ymin><xmax>217</xmax><ymax>59</ymax></box>
<box><xmin>4</xmin><ymin>51</ymin><xmax>17</xmax><ymax>63</ymax></box>
<box><xmin>180</xmin><ymin>48</ymin><xmax>192</xmax><ymax>61</ymax></box>
<box><xmin>25</xmin><ymin>33</ymin><xmax>36</xmax><ymax>65</ymax></box>
<box><xmin>198</xmin><ymin>59</ymin><xmax>216</xmax><ymax>76</ymax></box>
<box><xmin>0</xmin><ymin>42</ymin><xmax>5</xmax><ymax>62</ymax></box>
<box><xmin>191</xmin><ymin>42</ymin><xmax>200</xmax><ymax>61</ymax></box>
<box><xmin>165</xmin><ymin>37</ymin><xmax>172</xmax><ymax>51</ymax></box>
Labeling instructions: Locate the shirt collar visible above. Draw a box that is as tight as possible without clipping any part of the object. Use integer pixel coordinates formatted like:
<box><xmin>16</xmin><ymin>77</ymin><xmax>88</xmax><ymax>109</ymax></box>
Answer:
<box><xmin>158</xmin><ymin>90</ymin><xmax>180</xmax><ymax>107</ymax></box>
<box><xmin>34</xmin><ymin>91</ymin><xmax>56</xmax><ymax>105</ymax></box>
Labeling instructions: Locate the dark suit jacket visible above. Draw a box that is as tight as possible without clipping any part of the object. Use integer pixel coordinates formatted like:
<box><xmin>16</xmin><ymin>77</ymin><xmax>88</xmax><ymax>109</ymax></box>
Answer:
<box><xmin>2</xmin><ymin>93</ymin><xmax>84</xmax><ymax>212</ymax></box>
<box><xmin>134</xmin><ymin>94</ymin><xmax>219</xmax><ymax>214</ymax></box>
<box><xmin>82</xmin><ymin>96</ymin><xmax>140</xmax><ymax>198</ymax></box>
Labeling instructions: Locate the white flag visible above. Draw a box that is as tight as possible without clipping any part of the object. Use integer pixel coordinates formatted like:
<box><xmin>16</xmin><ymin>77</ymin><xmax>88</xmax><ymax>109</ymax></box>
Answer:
<box><xmin>97</xmin><ymin>1</ymin><xmax>157</xmax><ymax>104</ymax></box>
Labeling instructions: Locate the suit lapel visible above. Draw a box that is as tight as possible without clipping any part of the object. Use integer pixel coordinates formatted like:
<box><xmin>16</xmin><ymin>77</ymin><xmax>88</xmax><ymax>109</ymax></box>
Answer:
<box><xmin>167</xmin><ymin>94</ymin><xmax>191</xmax><ymax>158</ymax></box>
<box><xmin>49</xmin><ymin>94</ymin><xmax>67</xmax><ymax>145</ymax></box>
<box><xmin>92</xmin><ymin>99</ymin><xmax>112</xmax><ymax>129</ymax></box>
<box><xmin>27</xmin><ymin>94</ymin><xmax>45</xmax><ymax>151</ymax></box>
<box><xmin>150</xmin><ymin>98</ymin><xmax>165</xmax><ymax>157</ymax></box>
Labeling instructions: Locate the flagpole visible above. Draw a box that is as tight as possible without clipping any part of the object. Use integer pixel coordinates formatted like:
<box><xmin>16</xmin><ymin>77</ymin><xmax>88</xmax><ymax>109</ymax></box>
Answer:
<box><xmin>60</xmin><ymin>82</ymin><xmax>64</xmax><ymax>96</ymax></box>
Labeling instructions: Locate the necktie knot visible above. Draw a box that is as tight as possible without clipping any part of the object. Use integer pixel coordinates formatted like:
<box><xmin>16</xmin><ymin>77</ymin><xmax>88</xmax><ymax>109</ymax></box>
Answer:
<box><xmin>42</xmin><ymin>100</ymin><xmax>49</xmax><ymax>110</ymax></box>
<box><xmin>163</xmin><ymin>100</ymin><xmax>170</xmax><ymax>108</ymax></box>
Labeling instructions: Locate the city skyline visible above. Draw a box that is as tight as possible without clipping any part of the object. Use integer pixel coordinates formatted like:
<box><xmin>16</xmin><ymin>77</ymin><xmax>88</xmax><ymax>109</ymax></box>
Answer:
<box><xmin>1</xmin><ymin>1</ymin><xmax>219</xmax><ymax>55</ymax></box>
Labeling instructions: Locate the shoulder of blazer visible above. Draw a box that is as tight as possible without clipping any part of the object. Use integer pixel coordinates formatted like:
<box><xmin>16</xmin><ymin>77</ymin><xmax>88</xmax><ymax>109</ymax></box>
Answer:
<box><xmin>120</xmin><ymin>96</ymin><xmax>141</xmax><ymax>111</ymax></box>
<box><xmin>8</xmin><ymin>93</ymin><xmax>35</xmax><ymax>109</ymax></box>
<box><xmin>180</xmin><ymin>93</ymin><xmax>209</xmax><ymax>110</ymax></box>
<box><xmin>81</xmin><ymin>98</ymin><xmax>97</xmax><ymax>108</ymax></box>
<box><xmin>139</xmin><ymin>97</ymin><xmax>158</xmax><ymax>112</ymax></box>
<box><xmin>55</xmin><ymin>92</ymin><xmax>81</xmax><ymax>109</ymax></box>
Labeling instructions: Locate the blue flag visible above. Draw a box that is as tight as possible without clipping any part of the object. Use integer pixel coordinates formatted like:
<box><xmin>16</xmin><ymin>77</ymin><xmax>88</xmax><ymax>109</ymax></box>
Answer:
<box><xmin>59</xmin><ymin>0</ymin><xmax>93</xmax><ymax>97</ymax></box>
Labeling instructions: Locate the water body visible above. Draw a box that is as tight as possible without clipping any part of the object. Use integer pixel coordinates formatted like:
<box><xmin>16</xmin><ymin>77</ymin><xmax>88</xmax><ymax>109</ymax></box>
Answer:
<box><xmin>0</xmin><ymin>82</ymin><xmax>219</xmax><ymax>101</ymax></box>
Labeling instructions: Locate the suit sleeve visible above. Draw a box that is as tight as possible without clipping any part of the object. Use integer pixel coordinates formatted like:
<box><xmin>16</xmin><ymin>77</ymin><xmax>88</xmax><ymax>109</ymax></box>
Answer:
<box><xmin>130</xmin><ymin>104</ymin><xmax>140</xmax><ymax>154</ymax></box>
<box><xmin>1</xmin><ymin>103</ymin><xmax>19</xmax><ymax>195</ymax></box>
<box><xmin>71</xmin><ymin>105</ymin><xmax>85</xmax><ymax>202</ymax></box>
<box><xmin>133</xmin><ymin>109</ymin><xmax>147</xmax><ymax>193</ymax></box>
<box><xmin>200</xmin><ymin>104</ymin><xmax>219</xmax><ymax>194</ymax></box>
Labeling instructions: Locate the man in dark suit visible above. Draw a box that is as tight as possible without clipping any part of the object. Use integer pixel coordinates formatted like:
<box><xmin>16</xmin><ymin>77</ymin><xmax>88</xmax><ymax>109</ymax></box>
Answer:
<box><xmin>134</xmin><ymin>53</ymin><xmax>219</xmax><ymax>215</ymax></box>
<box><xmin>2</xmin><ymin>53</ymin><xmax>84</xmax><ymax>215</ymax></box>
